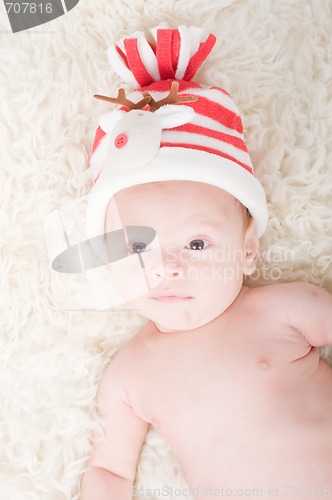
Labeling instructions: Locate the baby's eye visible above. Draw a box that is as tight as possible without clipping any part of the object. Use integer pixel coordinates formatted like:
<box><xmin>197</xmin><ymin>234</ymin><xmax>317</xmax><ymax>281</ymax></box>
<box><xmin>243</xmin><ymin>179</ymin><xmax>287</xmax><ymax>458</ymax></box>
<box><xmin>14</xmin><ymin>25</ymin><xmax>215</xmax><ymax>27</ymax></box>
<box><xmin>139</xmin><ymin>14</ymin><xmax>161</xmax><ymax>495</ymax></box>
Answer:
<box><xmin>128</xmin><ymin>241</ymin><xmax>147</xmax><ymax>254</ymax></box>
<box><xmin>186</xmin><ymin>239</ymin><xmax>209</xmax><ymax>251</ymax></box>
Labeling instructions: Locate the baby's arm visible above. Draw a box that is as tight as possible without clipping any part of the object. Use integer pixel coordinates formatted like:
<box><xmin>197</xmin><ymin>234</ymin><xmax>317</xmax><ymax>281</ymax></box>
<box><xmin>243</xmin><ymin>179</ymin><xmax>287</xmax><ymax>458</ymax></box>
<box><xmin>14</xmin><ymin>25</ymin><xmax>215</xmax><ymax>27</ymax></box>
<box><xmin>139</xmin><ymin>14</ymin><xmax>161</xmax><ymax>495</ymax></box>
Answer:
<box><xmin>260</xmin><ymin>282</ymin><xmax>332</xmax><ymax>347</ymax></box>
<box><xmin>80</xmin><ymin>356</ymin><xmax>149</xmax><ymax>499</ymax></box>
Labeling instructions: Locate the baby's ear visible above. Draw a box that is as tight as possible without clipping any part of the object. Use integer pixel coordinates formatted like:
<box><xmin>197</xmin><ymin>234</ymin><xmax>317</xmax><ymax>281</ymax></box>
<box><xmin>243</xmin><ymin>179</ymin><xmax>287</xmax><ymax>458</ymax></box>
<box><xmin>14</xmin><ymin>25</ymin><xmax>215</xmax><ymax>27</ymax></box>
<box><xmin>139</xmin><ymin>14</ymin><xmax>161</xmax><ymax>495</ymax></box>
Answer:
<box><xmin>243</xmin><ymin>218</ymin><xmax>260</xmax><ymax>276</ymax></box>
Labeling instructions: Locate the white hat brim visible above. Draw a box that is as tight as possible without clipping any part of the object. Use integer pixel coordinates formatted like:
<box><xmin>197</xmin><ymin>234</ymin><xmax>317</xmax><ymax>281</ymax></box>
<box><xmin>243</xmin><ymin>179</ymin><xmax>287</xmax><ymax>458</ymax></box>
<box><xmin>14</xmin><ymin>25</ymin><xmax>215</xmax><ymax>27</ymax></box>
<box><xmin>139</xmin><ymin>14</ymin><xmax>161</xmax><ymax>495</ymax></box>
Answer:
<box><xmin>86</xmin><ymin>147</ymin><xmax>268</xmax><ymax>239</ymax></box>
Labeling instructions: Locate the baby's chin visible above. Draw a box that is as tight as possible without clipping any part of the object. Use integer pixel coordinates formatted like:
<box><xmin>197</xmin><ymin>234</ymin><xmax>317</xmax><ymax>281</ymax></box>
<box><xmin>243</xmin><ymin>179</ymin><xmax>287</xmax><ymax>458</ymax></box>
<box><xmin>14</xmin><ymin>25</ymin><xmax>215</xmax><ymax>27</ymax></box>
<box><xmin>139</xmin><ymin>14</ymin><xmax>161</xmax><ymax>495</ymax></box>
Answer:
<box><xmin>126</xmin><ymin>282</ymin><xmax>246</xmax><ymax>332</ymax></box>
<box><xmin>129</xmin><ymin>302</ymin><xmax>222</xmax><ymax>333</ymax></box>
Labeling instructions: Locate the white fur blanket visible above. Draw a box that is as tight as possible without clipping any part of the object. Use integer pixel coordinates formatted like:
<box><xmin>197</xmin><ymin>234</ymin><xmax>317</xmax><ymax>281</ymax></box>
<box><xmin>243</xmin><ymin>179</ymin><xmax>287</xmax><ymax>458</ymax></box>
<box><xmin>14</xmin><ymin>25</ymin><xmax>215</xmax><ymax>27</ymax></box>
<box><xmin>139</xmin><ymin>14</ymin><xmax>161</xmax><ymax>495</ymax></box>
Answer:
<box><xmin>1</xmin><ymin>0</ymin><xmax>331</xmax><ymax>498</ymax></box>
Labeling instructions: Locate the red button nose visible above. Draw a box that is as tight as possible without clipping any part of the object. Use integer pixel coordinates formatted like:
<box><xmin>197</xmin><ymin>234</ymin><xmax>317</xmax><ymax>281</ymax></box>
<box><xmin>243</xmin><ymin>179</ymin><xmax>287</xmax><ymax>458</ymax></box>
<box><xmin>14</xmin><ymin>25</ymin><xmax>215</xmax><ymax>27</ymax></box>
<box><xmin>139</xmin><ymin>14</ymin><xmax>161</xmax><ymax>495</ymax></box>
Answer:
<box><xmin>114</xmin><ymin>133</ymin><xmax>128</xmax><ymax>149</ymax></box>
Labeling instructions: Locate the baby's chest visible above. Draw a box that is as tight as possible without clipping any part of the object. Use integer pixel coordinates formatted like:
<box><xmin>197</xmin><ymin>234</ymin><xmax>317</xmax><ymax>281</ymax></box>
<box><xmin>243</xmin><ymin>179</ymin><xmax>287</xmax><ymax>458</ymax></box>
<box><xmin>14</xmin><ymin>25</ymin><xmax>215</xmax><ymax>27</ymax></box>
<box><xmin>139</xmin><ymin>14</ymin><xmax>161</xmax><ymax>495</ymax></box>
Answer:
<box><xmin>132</xmin><ymin>327</ymin><xmax>316</xmax><ymax>436</ymax></box>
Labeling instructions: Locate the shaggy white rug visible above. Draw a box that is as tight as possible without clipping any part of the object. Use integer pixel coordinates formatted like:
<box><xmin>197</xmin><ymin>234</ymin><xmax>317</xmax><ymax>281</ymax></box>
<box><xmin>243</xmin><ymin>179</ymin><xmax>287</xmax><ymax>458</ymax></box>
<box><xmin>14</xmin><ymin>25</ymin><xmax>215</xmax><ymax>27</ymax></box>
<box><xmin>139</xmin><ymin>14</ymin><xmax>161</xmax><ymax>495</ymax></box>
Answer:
<box><xmin>1</xmin><ymin>0</ymin><xmax>331</xmax><ymax>498</ymax></box>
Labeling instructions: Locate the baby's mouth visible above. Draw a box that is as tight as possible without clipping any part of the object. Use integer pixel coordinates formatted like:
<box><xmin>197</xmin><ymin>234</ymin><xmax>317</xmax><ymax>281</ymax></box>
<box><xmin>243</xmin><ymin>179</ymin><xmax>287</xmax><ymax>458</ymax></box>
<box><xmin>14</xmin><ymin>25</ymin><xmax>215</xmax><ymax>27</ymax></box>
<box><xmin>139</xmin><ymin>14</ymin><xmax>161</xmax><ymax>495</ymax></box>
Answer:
<box><xmin>151</xmin><ymin>293</ymin><xmax>193</xmax><ymax>302</ymax></box>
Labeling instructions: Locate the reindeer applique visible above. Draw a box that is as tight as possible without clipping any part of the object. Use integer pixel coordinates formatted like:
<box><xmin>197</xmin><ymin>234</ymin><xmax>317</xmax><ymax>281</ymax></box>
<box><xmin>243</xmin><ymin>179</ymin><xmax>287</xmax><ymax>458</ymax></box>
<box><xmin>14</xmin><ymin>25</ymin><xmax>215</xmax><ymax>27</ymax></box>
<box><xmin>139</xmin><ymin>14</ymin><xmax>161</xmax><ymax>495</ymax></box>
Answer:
<box><xmin>91</xmin><ymin>82</ymin><xmax>198</xmax><ymax>177</ymax></box>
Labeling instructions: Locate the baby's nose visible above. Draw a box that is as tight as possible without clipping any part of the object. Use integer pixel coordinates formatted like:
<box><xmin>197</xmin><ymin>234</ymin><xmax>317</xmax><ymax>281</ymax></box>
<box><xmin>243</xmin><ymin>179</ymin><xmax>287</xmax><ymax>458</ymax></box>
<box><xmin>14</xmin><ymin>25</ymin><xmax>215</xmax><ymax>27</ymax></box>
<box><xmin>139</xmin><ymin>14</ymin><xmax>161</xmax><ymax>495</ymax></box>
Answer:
<box><xmin>155</xmin><ymin>262</ymin><xmax>184</xmax><ymax>279</ymax></box>
<box><xmin>141</xmin><ymin>244</ymin><xmax>186</xmax><ymax>280</ymax></box>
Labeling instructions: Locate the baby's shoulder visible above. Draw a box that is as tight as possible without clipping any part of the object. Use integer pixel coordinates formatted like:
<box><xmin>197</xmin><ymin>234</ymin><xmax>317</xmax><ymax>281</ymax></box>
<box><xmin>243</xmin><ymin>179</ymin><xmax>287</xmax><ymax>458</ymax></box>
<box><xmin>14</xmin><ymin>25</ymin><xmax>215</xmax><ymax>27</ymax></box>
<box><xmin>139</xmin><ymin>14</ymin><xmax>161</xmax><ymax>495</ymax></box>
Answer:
<box><xmin>243</xmin><ymin>281</ymin><xmax>320</xmax><ymax>316</ymax></box>
<box><xmin>100</xmin><ymin>323</ymin><xmax>151</xmax><ymax>383</ymax></box>
<box><xmin>245</xmin><ymin>281</ymin><xmax>316</xmax><ymax>298</ymax></box>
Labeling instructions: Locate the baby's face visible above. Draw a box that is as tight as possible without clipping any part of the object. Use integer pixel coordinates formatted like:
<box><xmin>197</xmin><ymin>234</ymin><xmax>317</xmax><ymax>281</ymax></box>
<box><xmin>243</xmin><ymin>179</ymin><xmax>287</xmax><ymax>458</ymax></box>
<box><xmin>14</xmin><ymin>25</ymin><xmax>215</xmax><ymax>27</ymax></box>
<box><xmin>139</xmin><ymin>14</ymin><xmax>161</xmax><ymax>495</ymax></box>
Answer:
<box><xmin>105</xmin><ymin>181</ymin><xmax>258</xmax><ymax>332</ymax></box>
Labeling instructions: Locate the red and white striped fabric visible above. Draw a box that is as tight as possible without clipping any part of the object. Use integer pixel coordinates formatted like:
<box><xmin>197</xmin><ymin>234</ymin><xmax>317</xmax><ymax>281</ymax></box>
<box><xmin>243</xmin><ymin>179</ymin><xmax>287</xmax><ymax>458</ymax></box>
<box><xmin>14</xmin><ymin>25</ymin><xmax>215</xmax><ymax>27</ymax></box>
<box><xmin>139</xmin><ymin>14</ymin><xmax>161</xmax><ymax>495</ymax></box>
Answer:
<box><xmin>88</xmin><ymin>25</ymin><xmax>268</xmax><ymax>238</ymax></box>
<box><xmin>108</xmin><ymin>25</ymin><xmax>217</xmax><ymax>86</ymax></box>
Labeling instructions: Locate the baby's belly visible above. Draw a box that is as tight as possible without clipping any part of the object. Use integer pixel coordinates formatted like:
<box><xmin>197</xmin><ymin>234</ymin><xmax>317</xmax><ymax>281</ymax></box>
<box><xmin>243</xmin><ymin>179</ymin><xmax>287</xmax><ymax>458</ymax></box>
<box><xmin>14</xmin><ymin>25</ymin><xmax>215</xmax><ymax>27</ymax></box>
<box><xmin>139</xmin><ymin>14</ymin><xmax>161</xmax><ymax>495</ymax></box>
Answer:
<box><xmin>184</xmin><ymin>430</ymin><xmax>332</xmax><ymax>500</ymax></box>
<box><xmin>148</xmin><ymin>358</ymin><xmax>332</xmax><ymax>498</ymax></box>
<box><xmin>183</xmin><ymin>416</ymin><xmax>332</xmax><ymax>498</ymax></box>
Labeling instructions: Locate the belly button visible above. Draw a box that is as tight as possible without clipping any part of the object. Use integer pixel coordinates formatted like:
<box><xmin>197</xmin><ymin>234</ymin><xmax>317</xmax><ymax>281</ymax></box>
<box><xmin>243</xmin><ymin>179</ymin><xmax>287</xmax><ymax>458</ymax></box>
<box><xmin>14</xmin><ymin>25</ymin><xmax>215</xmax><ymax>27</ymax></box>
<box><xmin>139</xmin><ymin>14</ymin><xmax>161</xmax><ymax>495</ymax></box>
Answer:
<box><xmin>257</xmin><ymin>359</ymin><xmax>271</xmax><ymax>371</ymax></box>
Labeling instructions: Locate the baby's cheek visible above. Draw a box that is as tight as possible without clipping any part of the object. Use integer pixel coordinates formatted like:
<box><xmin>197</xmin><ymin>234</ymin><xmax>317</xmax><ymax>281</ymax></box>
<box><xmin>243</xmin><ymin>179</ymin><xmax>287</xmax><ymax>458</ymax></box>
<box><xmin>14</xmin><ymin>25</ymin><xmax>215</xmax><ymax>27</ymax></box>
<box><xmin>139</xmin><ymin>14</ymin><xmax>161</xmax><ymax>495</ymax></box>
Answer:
<box><xmin>109</xmin><ymin>256</ymin><xmax>151</xmax><ymax>301</ymax></box>
<box><xmin>187</xmin><ymin>260</ymin><xmax>242</xmax><ymax>285</ymax></box>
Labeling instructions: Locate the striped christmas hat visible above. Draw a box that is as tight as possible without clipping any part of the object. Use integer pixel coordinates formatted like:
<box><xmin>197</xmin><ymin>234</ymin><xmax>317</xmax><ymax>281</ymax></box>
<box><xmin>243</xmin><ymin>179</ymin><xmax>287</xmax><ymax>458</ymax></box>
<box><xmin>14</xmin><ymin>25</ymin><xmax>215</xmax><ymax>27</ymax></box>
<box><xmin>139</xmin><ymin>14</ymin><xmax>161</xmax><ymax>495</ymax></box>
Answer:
<box><xmin>87</xmin><ymin>25</ymin><xmax>268</xmax><ymax>238</ymax></box>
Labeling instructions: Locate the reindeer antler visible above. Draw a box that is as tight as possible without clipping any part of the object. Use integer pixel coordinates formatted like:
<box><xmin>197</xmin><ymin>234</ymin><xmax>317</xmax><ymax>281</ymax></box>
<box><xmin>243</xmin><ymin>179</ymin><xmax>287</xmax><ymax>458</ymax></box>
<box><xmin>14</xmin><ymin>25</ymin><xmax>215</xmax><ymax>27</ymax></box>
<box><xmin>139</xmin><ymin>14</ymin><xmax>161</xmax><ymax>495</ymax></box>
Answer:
<box><xmin>143</xmin><ymin>81</ymin><xmax>198</xmax><ymax>112</ymax></box>
<box><xmin>94</xmin><ymin>82</ymin><xmax>198</xmax><ymax>113</ymax></box>
<box><xmin>94</xmin><ymin>88</ymin><xmax>151</xmax><ymax>110</ymax></box>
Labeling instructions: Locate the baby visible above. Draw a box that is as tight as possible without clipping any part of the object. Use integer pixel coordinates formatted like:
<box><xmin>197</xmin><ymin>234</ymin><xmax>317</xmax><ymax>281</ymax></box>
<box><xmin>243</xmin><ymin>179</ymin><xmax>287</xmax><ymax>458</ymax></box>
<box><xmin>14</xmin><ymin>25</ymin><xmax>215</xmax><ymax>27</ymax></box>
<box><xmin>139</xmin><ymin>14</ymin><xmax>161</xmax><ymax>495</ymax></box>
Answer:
<box><xmin>80</xmin><ymin>26</ymin><xmax>332</xmax><ymax>499</ymax></box>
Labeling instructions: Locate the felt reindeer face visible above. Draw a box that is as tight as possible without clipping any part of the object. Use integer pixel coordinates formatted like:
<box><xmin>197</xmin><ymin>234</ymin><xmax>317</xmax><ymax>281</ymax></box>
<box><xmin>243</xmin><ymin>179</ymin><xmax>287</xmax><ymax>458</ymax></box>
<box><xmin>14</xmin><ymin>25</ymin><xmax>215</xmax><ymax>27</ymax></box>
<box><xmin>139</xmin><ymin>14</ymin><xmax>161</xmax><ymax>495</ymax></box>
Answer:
<box><xmin>93</xmin><ymin>82</ymin><xmax>197</xmax><ymax>171</ymax></box>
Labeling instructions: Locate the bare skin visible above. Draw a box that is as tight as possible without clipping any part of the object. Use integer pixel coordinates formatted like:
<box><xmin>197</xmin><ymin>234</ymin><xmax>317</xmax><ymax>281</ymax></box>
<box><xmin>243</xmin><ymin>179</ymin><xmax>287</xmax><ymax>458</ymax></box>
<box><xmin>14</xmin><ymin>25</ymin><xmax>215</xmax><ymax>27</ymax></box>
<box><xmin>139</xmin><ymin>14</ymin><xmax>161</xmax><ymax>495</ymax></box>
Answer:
<box><xmin>81</xmin><ymin>181</ymin><xmax>332</xmax><ymax>499</ymax></box>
